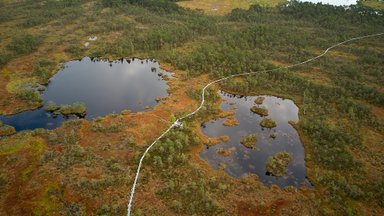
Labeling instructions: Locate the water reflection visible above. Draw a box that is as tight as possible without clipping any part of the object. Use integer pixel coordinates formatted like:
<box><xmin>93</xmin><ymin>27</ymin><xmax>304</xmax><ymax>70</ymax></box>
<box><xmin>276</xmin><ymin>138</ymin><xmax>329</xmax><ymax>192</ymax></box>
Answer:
<box><xmin>200</xmin><ymin>91</ymin><xmax>312</xmax><ymax>188</ymax></box>
<box><xmin>0</xmin><ymin>57</ymin><xmax>171</xmax><ymax>131</ymax></box>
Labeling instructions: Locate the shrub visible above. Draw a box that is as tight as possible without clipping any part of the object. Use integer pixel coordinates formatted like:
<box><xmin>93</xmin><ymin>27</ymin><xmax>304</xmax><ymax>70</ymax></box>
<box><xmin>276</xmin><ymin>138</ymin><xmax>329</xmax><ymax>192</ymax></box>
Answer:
<box><xmin>40</xmin><ymin>151</ymin><xmax>56</xmax><ymax>163</ymax></box>
<box><xmin>250</xmin><ymin>106</ymin><xmax>268</xmax><ymax>116</ymax></box>
<box><xmin>266</xmin><ymin>152</ymin><xmax>292</xmax><ymax>177</ymax></box>
<box><xmin>0</xmin><ymin>12</ymin><xmax>10</xmax><ymax>23</ymax></box>
<box><xmin>106</xmin><ymin>158</ymin><xmax>123</xmax><ymax>172</ymax></box>
<box><xmin>240</xmin><ymin>134</ymin><xmax>257</xmax><ymax>149</ymax></box>
<box><xmin>0</xmin><ymin>174</ymin><xmax>7</xmax><ymax>195</ymax></box>
<box><xmin>260</xmin><ymin>118</ymin><xmax>277</xmax><ymax>128</ymax></box>
<box><xmin>58</xmin><ymin>102</ymin><xmax>86</xmax><ymax>117</ymax></box>
<box><xmin>254</xmin><ymin>97</ymin><xmax>265</xmax><ymax>104</ymax></box>
<box><xmin>47</xmin><ymin>131</ymin><xmax>59</xmax><ymax>144</ymax></box>
<box><xmin>91</xmin><ymin>121</ymin><xmax>124</xmax><ymax>133</ymax></box>
<box><xmin>0</xmin><ymin>121</ymin><xmax>16</xmax><ymax>136</ymax></box>
<box><xmin>15</xmin><ymin>89</ymin><xmax>42</xmax><ymax>106</ymax></box>
<box><xmin>65</xmin><ymin>44</ymin><xmax>85</xmax><ymax>57</ymax></box>
<box><xmin>44</xmin><ymin>101</ymin><xmax>60</xmax><ymax>112</ymax></box>
<box><xmin>373</xmin><ymin>181</ymin><xmax>384</xmax><ymax>207</ymax></box>
<box><xmin>101</xmin><ymin>0</ymin><xmax>183</xmax><ymax>13</ymax></box>
<box><xmin>34</xmin><ymin>61</ymin><xmax>53</xmax><ymax>84</ymax></box>
<box><xmin>22</xmin><ymin>16</ymin><xmax>46</xmax><ymax>27</ymax></box>
<box><xmin>301</xmin><ymin>119</ymin><xmax>361</xmax><ymax>170</ymax></box>
<box><xmin>100</xmin><ymin>0</ymin><xmax>126</xmax><ymax>7</ymax></box>
<box><xmin>7</xmin><ymin>34</ymin><xmax>41</xmax><ymax>55</ymax></box>
<box><xmin>0</xmin><ymin>54</ymin><xmax>10</xmax><ymax>68</ymax></box>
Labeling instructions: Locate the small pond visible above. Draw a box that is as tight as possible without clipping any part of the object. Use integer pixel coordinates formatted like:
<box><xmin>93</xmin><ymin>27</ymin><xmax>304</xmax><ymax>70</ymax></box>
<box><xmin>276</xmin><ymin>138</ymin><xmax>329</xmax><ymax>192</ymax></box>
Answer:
<box><xmin>299</xmin><ymin>0</ymin><xmax>357</xmax><ymax>6</ymax></box>
<box><xmin>200</xmin><ymin>91</ymin><xmax>312</xmax><ymax>188</ymax></box>
<box><xmin>0</xmin><ymin>57</ymin><xmax>171</xmax><ymax>131</ymax></box>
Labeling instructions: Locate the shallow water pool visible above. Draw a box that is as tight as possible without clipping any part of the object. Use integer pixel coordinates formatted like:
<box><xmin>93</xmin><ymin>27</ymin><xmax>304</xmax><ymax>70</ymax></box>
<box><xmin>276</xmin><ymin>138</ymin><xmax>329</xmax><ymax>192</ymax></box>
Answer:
<box><xmin>0</xmin><ymin>57</ymin><xmax>171</xmax><ymax>131</ymax></box>
<box><xmin>200</xmin><ymin>91</ymin><xmax>312</xmax><ymax>188</ymax></box>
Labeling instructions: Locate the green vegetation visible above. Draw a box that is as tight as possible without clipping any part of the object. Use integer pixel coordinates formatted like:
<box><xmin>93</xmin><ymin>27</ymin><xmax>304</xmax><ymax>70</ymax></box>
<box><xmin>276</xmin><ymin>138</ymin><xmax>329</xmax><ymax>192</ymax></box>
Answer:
<box><xmin>250</xmin><ymin>106</ymin><xmax>268</xmax><ymax>116</ymax></box>
<box><xmin>266</xmin><ymin>152</ymin><xmax>292</xmax><ymax>177</ymax></box>
<box><xmin>5</xmin><ymin>78</ymin><xmax>43</xmax><ymax>108</ymax></box>
<box><xmin>7</xmin><ymin>34</ymin><xmax>41</xmax><ymax>55</ymax></box>
<box><xmin>0</xmin><ymin>54</ymin><xmax>9</xmax><ymax>68</ymax></box>
<box><xmin>254</xmin><ymin>96</ymin><xmax>265</xmax><ymax>104</ymax></box>
<box><xmin>301</xmin><ymin>119</ymin><xmax>361</xmax><ymax>170</ymax></box>
<box><xmin>0</xmin><ymin>174</ymin><xmax>7</xmax><ymax>196</ymax></box>
<box><xmin>15</xmin><ymin>89</ymin><xmax>42</xmax><ymax>106</ymax></box>
<box><xmin>45</xmin><ymin>101</ymin><xmax>86</xmax><ymax>117</ymax></box>
<box><xmin>170</xmin><ymin>114</ymin><xmax>177</xmax><ymax>123</ymax></box>
<box><xmin>260</xmin><ymin>118</ymin><xmax>277</xmax><ymax>128</ymax></box>
<box><xmin>0</xmin><ymin>121</ymin><xmax>16</xmax><ymax>136</ymax></box>
<box><xmin>58</xmin><ymin>103</ymin><xmax>86</xmax><ymax>116</ymax></box>
<box><xmin>0</xmin><ymin>132</ymin><xmax>45</xmax><ymax>156</ymax></box>
<box><xmin>240</xmin><ymin>134</ymin><xmax>257</xmax><ymax>148</ymax></box>
<box><xmin>33</xmin><ymin>59</ymin><xmax>55</xmax><ymax>84</ymax></box>
<box><xmin>148</xmin><ymin>127</ymin><xmax>223</xmax><ymax>215</ymax></box>
<box><xmin>269</xmin><ymin>132</ymin><xmax>277</xmax><ymax>139</ymax></box>
<box><xmin>44</xmin><ymin>101</ymin><xmax>61</xmax><ymax>112</ymax></box>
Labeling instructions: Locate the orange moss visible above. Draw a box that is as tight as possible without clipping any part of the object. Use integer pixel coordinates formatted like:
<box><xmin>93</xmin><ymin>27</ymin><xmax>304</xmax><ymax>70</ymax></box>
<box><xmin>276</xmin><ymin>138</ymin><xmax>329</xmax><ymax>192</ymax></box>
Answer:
<box><xmin>223</xmin><ymin>116</ymin><xmax>239</xmax><ymax>126</ymax></box>
<box><xmin>217</xmin><ymin>148</ymin><xmax>233</xmax><ymax>157</ymax></box>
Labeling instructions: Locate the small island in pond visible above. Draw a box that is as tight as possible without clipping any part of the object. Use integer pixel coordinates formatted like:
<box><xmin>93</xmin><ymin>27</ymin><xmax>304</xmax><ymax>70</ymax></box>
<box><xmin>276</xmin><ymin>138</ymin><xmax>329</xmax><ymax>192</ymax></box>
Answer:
<box><xmin>266</xmin><ymin>152</ymin><xmax>292</xmax><ymax>177</ymax></box>
<box><xmin>240</xmin><ymin>134</ymin><xmax>257</xmax><ymax>149</ymax></box>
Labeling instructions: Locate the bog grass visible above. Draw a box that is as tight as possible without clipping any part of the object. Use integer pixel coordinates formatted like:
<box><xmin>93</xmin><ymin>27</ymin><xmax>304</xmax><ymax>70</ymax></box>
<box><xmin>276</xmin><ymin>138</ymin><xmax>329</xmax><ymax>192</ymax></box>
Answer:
<box><xmin>0</xmin><ymin>133</ymin><xmax>45</xmax><ymax>156</ymax></box>
<box><xmin>362</xmin><ymin>0</ymin><xmax>384</xmax><ymax>10</ymax></box>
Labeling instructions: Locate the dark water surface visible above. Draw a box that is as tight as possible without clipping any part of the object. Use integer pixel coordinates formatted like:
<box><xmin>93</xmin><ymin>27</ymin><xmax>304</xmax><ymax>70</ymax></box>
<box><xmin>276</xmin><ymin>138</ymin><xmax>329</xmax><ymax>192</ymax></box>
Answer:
<box><xmin>200</xmin><ymin>91</ymin><xmax>312</xmax><ymax>188</ymax></box>
<box><xmin>0</xmin><ymin>57</ymin><xmax>171</xmax><ymax>131</ymax></box>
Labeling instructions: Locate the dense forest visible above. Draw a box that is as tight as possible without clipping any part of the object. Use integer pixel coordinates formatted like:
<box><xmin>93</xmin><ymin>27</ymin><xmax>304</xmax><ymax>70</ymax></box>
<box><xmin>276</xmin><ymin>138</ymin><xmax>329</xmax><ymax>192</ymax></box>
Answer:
<box><xmin>0</xmin><ymin>0</ymin><xmax>383</xmax><ymax>215</ymax></box>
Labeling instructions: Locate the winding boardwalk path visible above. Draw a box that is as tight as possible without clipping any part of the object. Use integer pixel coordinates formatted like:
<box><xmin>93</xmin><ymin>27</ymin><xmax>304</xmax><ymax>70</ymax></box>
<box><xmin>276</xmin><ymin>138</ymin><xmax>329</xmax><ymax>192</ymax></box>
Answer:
<box><xmin>127</xmin><ymin>32</ymin><xmax>384</xmax><ymax>216</ymax></box>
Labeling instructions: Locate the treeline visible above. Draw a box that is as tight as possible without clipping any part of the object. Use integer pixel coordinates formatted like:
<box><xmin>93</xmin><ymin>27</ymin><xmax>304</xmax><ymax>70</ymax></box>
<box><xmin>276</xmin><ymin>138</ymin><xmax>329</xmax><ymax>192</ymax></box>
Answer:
<box><xmin>22</xmin><ymin>0</ymin><xmax>85</xmax><ymax>28</ymax></box>
<box><xmin>92</xmin><ymin>14</ymin><xmax>217</xmax><ymax>57</ymax></box>
<box><xmin>280</xmin><ymin>1</ymin><xmax>384</xmax><ymax>28</ymax></box>
<box><xmin>161</xmin><ymin>3</ymin><xmax>383</xmax><ymax>80</ymax></box>
<box><xmin>100</xmin><ymin>0</ymin><xmax>183</xmax><ymax>13</ymax></box>
<box><xmin>223</xmin><ymin>70</ymin><xmax>379</xmax><ymax>125</ymax></box>
<box><xmin>0</xmin><ymin>0</ymin><xmax>86</xmax><ymax>68</ymax></box>
<box><xmin>226</xmin><ymin>2</ymin><xmax>384</xmax><ymax>33</ymax></box>
<box><xmin>165</xmin><ymin>43</ymin><xmax>267</xmax><ymax>77</ymax></box>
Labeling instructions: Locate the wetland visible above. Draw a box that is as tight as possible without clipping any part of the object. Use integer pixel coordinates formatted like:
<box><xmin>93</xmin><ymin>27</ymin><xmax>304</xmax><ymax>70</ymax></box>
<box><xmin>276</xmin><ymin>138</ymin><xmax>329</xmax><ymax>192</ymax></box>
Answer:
<box><xmin>0</xmin><ymin>58</ymin><xmax>171</xmax><ymax>131</ymax></box>
<box><xmin>200</xmin><ymin>92</ymin><xmax>312</xmax><ymax>187</ymax></box>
